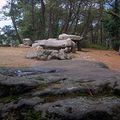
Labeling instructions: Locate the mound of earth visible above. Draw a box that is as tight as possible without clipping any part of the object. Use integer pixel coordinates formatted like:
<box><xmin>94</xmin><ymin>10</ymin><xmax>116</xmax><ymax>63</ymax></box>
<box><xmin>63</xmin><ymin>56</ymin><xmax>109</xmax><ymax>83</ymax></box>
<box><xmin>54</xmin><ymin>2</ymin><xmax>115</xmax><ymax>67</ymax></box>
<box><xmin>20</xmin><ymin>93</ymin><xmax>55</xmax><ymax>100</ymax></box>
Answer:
<box><xmin>0</xmin><ymin>60</ymin><xmax>120</xmax><ymax>120</ymax></box>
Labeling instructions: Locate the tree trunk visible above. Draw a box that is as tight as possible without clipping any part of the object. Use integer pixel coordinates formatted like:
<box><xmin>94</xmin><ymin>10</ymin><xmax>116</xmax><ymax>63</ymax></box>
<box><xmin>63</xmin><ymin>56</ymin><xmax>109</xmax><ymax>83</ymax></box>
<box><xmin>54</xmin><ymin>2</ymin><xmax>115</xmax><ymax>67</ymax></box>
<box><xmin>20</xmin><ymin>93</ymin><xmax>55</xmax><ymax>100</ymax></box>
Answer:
<box><xmin>48</xmin><ymin>9</ymin><xmax>53</xmax><ymax>38</ymax></box>
<box><xmin>10</xmin><ymin>0</ymin><xmax>22</xmax><ymax>44</ymax></box>
<box><xmin>62</xmin><ymin>2</ymin><xmax>73</xmax><ymax>33</ymax></box>
<box><xmin>73</xmin><ymin>1</ymin><xmax>82</xmax><ymax>34</ymax></box>
<box><xmin>114</xmin><ymin>0</ymin><xmax>120</xmax><ymax>40</ymax></box>
<box><xmin>40</xmin><ymin>0</ymin><xmax>46</xmax><ymax>38</ymax></box>
<box><xmin>31</xmin><ymin>0</ymin><xmax>35</xmax><ymax>40</ymax></box>
<box><xmin>99</xmin><ymin>0</ymin><xmax>104</xmax><ymax>44</ymax></box>
<box><xmin>81</xmin><ymin>6</ymin><xmax>92</xmax><ymax>37</ymax></box>
<box><xmin>100</xmin><ymin>20</ymin><xmax>103</xmax><ymax>44</ymax></box>
<box><xmin>90</xmin><ymin>24</ymin><xmax>94</xmax><ymax>44</ymax></box>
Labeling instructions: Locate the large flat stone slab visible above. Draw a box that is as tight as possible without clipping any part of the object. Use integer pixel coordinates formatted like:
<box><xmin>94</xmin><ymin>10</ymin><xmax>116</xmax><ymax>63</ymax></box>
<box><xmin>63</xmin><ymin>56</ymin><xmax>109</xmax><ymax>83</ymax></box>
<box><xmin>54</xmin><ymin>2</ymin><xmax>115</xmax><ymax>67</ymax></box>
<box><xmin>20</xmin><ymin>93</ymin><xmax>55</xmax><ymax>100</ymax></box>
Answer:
<box><xmin>0</xmin><ymin>60</ymin><xmax>120</xmax><ymax>120</ymax></box>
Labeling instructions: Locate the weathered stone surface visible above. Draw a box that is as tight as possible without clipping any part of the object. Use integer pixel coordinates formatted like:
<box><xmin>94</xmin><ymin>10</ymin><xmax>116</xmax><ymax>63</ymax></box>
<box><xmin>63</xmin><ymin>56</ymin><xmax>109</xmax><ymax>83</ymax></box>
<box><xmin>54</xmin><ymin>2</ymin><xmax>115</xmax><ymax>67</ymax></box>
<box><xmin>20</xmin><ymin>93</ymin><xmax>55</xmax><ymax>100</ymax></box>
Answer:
<box><xmin>0</xmin><ymin>97</ymin><xmax>44</xmax><ymax>113</ymax></box>
<box><xmin>28</xmin><ymin>38</ymin><xmax>76</xmax><ymax>60</ymax></box>
<box><xmin>34</xmin><ymin>97</ymin><xmax>120</xmax><ymax>120</ymax></box>
<box><xmin>26</xmin><ymin>47</ymin><xmax>41</xmax><ymax>59</ymax></box>
<box><xmin>17</xmin><ymin>97</ymin><xmax>44</xmax><ymax>106</ymax></box>
<box><xmin>26</xmin><ymin>50</ymin><xmax>38</xmax><ymax>59</ymax></box>
<box><xmin>0</xmin><ymin>77</ymin><xmax>40</xmax><ymax>96</ymax></box>
<box><xmin>26</xmin><ymin>49</ymin><xmax>72</xmax><ymax>60</ymax></box>
<box><xmin>30</xmin><ymin>38</ymin><xmax>76</xmax><ymax>61</ymax></box>
<box><xmin>32</xmin><ymin>86</ymin><xmax>90</xmax><ymax>97</ymax></box>
<box><xmin>32</xmin><ymin>38</ymin><xmax>75</xmax><ymax>49</ymax></box>
<box><xmin>32</xmin><ymin>60</ymin><xmax>120</xmax><ymax>96</ymax></box>
<box><xmin>58</xmin><ymin>49</ymin><xmax>72</xmax><ymax>60</ymax></box>
<box><xmin>59</xmin><ymin>33</ymin><xmax>83</xmax><ymax>41</ymax></box>
<box><xmin>0</xmin><ymin>67</ymin><xmax>62</xmax><ymax>77</ymax></box>
<box><xmin>32</xmin><ymin>39</ymin><xmax>47</xmax><ymax>47</ymax></box>
<box><xmin>23</xmin><ymin>38</ymin><xmax>32</xmax><ymax>46</ymax></box>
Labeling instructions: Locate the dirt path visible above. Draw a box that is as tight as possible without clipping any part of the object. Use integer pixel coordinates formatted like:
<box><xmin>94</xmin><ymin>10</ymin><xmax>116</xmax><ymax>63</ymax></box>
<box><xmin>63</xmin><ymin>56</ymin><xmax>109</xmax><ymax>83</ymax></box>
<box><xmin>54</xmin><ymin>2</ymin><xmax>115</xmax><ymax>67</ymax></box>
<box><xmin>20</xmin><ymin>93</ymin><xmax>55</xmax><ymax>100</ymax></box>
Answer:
<box><xmin>0</xmin><ymin>47</ymin><xmax>120</xmax><ymax>71</ymax></box>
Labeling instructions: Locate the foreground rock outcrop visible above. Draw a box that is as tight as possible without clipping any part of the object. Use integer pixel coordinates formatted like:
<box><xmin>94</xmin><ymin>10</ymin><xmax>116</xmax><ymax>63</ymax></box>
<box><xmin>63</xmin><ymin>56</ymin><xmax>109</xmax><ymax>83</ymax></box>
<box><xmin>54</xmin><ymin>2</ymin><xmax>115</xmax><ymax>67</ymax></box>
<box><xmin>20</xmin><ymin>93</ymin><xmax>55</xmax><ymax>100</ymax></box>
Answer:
<box><xmin>0</xmin><ymin>60</ymin><xmax>120</xmax><ymax>120</ymax></box>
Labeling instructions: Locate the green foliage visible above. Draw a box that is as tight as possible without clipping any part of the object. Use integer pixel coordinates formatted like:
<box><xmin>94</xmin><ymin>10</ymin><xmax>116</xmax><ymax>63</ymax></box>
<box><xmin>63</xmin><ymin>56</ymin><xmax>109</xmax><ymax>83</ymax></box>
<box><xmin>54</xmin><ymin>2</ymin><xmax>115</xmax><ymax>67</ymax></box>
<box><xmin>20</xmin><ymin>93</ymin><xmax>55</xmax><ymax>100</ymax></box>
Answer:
<box><xmin>103</xmin><ymin>0</ymin><xmax>120</xmax><ymax>50</ymax></box>
<box><xmin>1</xmin><ymin>0</ymin><xmax>119</xmax><ymax>48</ymax></box>
<box><xmin>81</xmin><ymin>40</ymin><xmax>108</xmax><ymax>50</ymax></box>
<box><xmin>112</xmin><ymin>39</ymin><xmax>120</xmax><ymax>51</ymax></box>
<box><xmin>89</xmin><ymin>44</ymin><xmax>108</xmax><ymax>50</ymax></box>
<box><xmin>103</xmin><ymin>13</ymin><xmax>120</xmax><ymax>38</ymax></box>
<box><xmin>0</xmin><ymin>25</ymin><xmax>18</xmax><ymax>45</ymax></box>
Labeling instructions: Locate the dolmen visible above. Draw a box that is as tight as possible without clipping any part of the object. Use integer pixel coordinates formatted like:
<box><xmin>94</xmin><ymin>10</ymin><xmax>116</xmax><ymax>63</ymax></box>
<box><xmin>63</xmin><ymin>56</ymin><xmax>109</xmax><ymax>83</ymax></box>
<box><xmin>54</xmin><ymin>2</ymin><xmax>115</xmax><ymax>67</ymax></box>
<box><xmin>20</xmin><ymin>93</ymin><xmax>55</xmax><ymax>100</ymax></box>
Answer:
<box><xmin>26</xmin><ymin>34</ymin><xmax>82</xmax><ymax>60</ymax></box>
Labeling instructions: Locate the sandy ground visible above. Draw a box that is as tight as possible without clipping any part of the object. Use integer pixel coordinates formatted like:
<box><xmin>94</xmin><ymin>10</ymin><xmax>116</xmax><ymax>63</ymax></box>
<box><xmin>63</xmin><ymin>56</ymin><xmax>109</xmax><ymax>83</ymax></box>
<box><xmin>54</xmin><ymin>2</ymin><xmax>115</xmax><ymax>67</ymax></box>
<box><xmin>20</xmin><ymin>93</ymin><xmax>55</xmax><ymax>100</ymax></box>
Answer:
<box><xmin>74</xmin><ymin>49</ymin><xmax>120</xmax><ymax>71</ymax></box>
<box><xmin>0</xmin><ymin>47</ymin><xmax>120</xmax><ymax>71</ymax></box>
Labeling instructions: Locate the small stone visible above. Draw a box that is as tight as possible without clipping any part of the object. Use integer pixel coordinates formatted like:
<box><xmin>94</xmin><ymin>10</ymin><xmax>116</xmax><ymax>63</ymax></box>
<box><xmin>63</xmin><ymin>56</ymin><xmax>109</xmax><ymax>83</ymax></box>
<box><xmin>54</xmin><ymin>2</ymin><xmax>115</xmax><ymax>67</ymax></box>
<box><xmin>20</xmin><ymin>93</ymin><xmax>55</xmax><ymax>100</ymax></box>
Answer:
<box><xmin>23</xmin><ymin>38</ymin><xmax>32</xmax><ymax>46</ymax></box>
